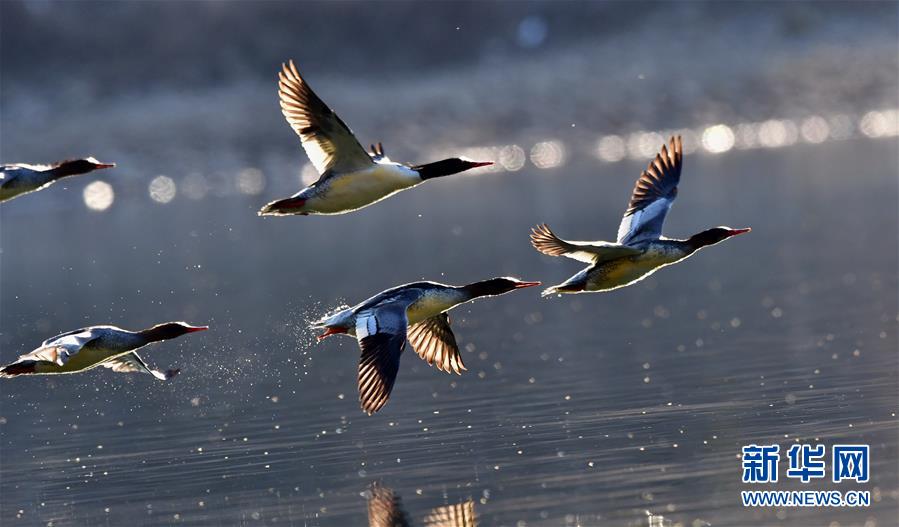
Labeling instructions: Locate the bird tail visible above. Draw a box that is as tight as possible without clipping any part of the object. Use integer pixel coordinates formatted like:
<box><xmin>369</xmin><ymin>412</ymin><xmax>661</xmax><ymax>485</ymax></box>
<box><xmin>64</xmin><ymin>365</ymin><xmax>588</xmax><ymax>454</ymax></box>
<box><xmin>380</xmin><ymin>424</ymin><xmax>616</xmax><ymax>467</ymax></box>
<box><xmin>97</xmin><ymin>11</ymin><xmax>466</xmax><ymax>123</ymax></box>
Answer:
<box><xmin>0</xmin><ymin>361</ymin><xmax>36</xmax><ymax>377</ymax></box>
<box><xmin>258</xmin><ymin>196</ymin><xmax>307</xmax><ymax>216</ymax></box>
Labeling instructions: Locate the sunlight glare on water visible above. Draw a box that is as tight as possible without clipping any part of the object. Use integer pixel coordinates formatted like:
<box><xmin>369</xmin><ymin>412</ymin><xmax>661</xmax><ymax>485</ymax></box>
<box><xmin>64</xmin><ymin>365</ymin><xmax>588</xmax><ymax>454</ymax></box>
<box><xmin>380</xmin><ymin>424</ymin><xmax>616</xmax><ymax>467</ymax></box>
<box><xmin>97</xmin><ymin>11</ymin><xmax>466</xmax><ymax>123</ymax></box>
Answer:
<box><xmin>300</xmin><ymin>163</ymin><xmax>318</xmax><ymax>186</ymax></box>
<box><xmin>701</xmin><ymin>124</ymin><xmax>736</xmax><ymax>154</ymax></box>
<box><xmin>181</xmin><ymin>172</ymin><xmax>210</xmax><ymax>200</ymax></box>
<box><xmin>596</xmin><ymin>135</ymin><xmax>627</xmax><ymax>162</ymax></box>
<box><xmin>529</xmin><ymin>140</ymin><xmax>566</xmax><ymax>169</ymax></box>
<box><xmin>236</xmin><ymin>168</ymin><xmax>266</xmax><ymax>195</ymax></box>
<box><xmin>498</xmin><ymin>145</ymin><xmax>526</xmax><ymax>172</ymax></box>
<box><xmin>81</xmin><ymin>180</ymin><xmax>114</xmax><ymax>211</ymax></box>
<box><xmin>148</xmin><ymin>175</ymin><xmax>177</xmax><ymax>204</ymax></box>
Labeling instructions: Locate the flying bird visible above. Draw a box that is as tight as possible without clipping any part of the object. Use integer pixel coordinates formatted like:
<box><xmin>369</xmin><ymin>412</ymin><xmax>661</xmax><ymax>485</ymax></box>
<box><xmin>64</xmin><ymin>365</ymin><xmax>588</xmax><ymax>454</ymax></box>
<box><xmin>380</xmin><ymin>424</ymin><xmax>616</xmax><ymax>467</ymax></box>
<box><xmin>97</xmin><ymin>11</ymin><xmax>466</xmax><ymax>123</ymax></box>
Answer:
<box><xmin>1</xmin><ymin>157</ymin><xmax>115</xmax><ymax>202</ymax></box>
<box><xmin>258</xmin><ymin>60</ymin><xmax>492</xmax><ymax>216</ymax></box>
<box><xmin>0</xmin><ymin>322</ymin><xmax>207</xmax><ymax>380</ymax></box>
<box><xmin>531</xmin><ymin>136</ymin><xmax>750</xmax><ymax>296</ymax></box>
<box><xmin>313</xmin><ymin>277</ymin><xmax>540</xmax><ymax>414</ymax></box>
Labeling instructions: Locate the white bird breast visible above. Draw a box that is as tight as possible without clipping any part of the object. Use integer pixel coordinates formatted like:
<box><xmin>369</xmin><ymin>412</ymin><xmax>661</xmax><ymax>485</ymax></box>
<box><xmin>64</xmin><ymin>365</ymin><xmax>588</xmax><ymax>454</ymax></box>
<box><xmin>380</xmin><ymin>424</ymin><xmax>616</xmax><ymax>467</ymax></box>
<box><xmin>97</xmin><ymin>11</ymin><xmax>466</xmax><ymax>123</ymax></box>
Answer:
<box><xmin>313</xmin><ymin>163</ymin><xmax>421</xmax><ymax>213</ymax></box>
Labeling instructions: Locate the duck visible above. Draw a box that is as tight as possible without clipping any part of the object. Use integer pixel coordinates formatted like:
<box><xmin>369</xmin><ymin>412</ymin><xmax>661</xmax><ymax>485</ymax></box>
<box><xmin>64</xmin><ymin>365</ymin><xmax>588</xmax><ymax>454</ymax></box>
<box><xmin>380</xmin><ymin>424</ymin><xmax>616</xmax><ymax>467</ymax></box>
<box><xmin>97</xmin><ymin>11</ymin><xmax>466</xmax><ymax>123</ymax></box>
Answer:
<box><xmin>313</xmin><ymin>277</ymin><xmax>540</xmax><ymax>414</ymax></box>
<box><xmin>1</xmin><ymin>157</ymin><xmax>115</xmax><ymax>202</ymax></box>
<box><xmin>0</xmin><ymin>322</ymin><xmax>208</xmax><ymax>380</ymax></box>
<box><xmin>258</xmin><ymin>60</ymin><xmax>493</xmax><ymax>216</ymax></box>
<box><xmin>531</xmin><ymin>136</ymin><xmax>750</xmax><ymax>296</ymax></box>
<box><xmin>367</xmin><ymin>482</ymin><xmax>476</xmax><ymax>527</ymax></box>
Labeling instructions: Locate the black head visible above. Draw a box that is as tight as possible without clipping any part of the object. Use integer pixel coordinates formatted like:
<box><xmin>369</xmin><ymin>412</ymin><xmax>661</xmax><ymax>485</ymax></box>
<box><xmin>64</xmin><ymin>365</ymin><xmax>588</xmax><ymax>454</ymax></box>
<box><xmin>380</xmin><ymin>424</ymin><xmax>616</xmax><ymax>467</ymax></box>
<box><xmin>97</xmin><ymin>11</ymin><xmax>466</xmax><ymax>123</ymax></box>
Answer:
<box><xmin>140</xmin><ymin>321</ymin><xmax>209</xmax><ymax>342</ymax></box>
<box><xmin>464</xmin><ymin>277</ymin><xmax>542</xmax><ymax>298</ymax></box>
<box><xmin>55</xmin><ymin>157</ymin><xmax>116</xmax><ymax>177</ymax></box>
<box><xmin>687</xmin><ymin>226</ymin><xmax>751</xmax><ymax>250</ymax></box>
<box><xmin>412</xmin><ymin>158</ymin><xmax>493</xmax><ymax>180</ymax></box>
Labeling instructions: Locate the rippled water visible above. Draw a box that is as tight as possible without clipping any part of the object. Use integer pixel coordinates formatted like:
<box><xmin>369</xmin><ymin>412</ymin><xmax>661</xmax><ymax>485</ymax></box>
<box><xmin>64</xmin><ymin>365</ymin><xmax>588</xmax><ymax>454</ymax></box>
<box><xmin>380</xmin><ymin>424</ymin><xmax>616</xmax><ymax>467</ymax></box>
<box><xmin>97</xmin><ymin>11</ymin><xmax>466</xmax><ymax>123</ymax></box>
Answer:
<box><xmin>1</xmin><ymin>136</ymin><xmax>897</xmax><ymax>526</ymax></box>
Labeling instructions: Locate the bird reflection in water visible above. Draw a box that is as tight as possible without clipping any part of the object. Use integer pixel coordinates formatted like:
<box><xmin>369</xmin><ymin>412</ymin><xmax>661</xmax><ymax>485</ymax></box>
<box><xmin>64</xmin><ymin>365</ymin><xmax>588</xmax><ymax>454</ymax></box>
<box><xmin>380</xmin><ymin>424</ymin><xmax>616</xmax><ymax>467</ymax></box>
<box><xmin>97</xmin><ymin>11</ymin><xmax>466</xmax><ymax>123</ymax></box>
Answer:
<box><xmin>366</xmin><ymin>482</ymin><xmax>476</xmax><ymax>527</ymax></box>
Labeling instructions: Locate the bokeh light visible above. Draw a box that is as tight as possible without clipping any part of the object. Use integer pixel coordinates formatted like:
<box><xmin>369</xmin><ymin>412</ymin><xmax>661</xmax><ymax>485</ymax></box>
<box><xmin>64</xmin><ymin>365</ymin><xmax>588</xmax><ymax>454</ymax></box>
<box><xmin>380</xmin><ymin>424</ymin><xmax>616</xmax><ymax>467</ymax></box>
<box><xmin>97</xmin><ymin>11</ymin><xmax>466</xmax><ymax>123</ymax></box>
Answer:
<box><xmin>300</xmin><ymin>164</ymin><xmax>319</xmax><ymax>186</ymax></box>
<box><xmin>181</xmin><ymin>173</ymin><xmax>210</xmax><ymax>200</ymax></box>
<box><xmin>701</xmin><ymin>124</ymin><xmax>735</xmax><ymax>154</ymax></box>
<box><xmin>627</xmin><ymin>131</ymin><xmax>664</xmax><ymax>159</ymax></box>
<box><xmin>828</xmin><ymin>114</ymin><xmax>854</xmax><ymax>140</ymax></box>
<box><xmin>530</xmin><ymin>140</ymin><xmax>566</xmax><ymax>169</ymax></box>
<box><xmin>757</xmin><ymin>119</ymin><xmax>797</xmax><ymax>148</ymax></box>
<box><xmin>148</xmin><ymin>175</ymin><xmax>177</xmax><ymax>204</ymax></box>
<box><xmin>82</xmin><ymin>180</ymin><xmax>114</xmax><ymax>211</ymax></box>
<box><xmin>859</xmin><ymin>111</ymin><xmax>887</xmax><ymax>138</ymax></box>
<box><xmin>800</xmin><ymin>116</ymin><xmax>830</xmax><ymax>144</ymax></box>
<box><xmin>498</xmin><ymin>145</ymin><xmax>526</xmax><ymax>171</ymax></box>
<box><xmin>859</xmin><ymin>110</ymin><xmax>898</xmax><ymax>138</ymax></box>
<box><xmin>517</xmin><ymin>16</ymin><xmax>548</xmax><ymax>48</ymax></box>
<box><xmin>733</xmin><ymin>123</ymin><xmax>758</xmax><ymax>149</ymax></box>
<box><xmin>437</xmin><ymin>107</ymin><xmax>896</xmax><ymax>175</ymax></box>
<box><xmin>672</xmin><ymin>128</ymin><xmax>700</xmax><ymax>154</ymax></box>
<box><xmin>236</xmin><ymin>168</ymin><xmax>265</xmax><ymax>195</ymax></box>
<box><xmin>596</xmin><ymin>135</ymin><xmax>627</xmax><ymax>162</ymax></box>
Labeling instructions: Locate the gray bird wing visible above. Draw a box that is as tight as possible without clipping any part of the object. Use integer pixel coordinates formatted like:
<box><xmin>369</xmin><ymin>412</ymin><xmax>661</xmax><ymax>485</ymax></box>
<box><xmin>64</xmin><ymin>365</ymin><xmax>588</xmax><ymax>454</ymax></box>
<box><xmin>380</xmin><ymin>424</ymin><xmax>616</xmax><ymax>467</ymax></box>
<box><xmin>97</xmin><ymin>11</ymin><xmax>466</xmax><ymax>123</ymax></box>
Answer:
<box><xmin>355</xmin><ymin>300</ymin><xmax>412</xmax><ymax>414</ymax></box>
<box><xmin>24</xmin><ymin>330</ymin><xmax>100</xmax><ymax>365</ymax></box>
<box><xmin>617</xmin><ymin>135</ymin><xmax>683</xmax><ymax>245</ymax></box>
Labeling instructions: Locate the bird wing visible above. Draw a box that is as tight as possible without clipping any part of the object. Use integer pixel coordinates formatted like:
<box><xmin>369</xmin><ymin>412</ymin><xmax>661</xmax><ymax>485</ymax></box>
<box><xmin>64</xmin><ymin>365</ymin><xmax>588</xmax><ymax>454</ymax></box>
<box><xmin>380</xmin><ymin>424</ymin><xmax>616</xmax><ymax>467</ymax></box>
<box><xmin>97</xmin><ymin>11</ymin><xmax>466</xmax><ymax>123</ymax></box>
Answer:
<box><xmin>407</xmin><ymin>313</ymin><xmax>465</xmax><ymax>375</ymax></box>
<box><xmin>423</xmin><ymin>500</ymin><xmax>478</xmax><ymax>527</ymax></box>
<box><xmin>356</xmin><ymin>301</ymin><xmax>410</xmax><ymax>414</ymax></box>
<box><xmin>23</xmin><ymin>330</ymin><xmax>99</xmax><ymax>365</ymax></box>
<box><xmin>366</xmin><ymin>483</ymin><xmax>413</xmax><ymax>527</ymax></box>
<box><xmin>617</xmin><ymin>135</ymin><xmax>683</xmax><ymax>245</ymax></box>
<box><xmin>99</xmin><ymin>352</ymin><xmax>179</xmax><ymax>380</ymax></box>
<box><xmin>40</xmin><ymin>327</ymin><xmax>98</xmax><ymax>347</ymax></box>
<box><xmin>531</xmin><ymin>223</ymin><xmax>642</xmax><ymax>263</ymax></box>
<box><xmin>278</xmin><ymin>60</ymin><xmax>374</xmax><ymax>177</ymax></box>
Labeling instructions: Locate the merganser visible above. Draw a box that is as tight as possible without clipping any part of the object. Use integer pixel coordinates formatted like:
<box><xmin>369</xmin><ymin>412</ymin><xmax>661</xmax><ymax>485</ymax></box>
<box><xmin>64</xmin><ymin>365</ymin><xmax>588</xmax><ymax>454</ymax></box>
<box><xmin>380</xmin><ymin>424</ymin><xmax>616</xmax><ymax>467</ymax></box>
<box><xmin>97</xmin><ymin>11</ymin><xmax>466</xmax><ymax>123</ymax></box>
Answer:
<box><xmin>313</xmin><ymin>277</ymin><xmax>540</xmax><ymax>414</ymax></box>
<box><xmin>0</xmin><ymin>322</ymin><xmax>208</xmax><ymax>380</ymax></box>
<box><xmin>258</xmin><ymin>60</ymin><xmax>493</xmax><ymax>216</ymax></box>
<box><xmin>0</xmin><ymin>157</ymin><xmax>115</xmax><ymax>202</ymax></box>
<box><xmin>367</xmin><ymin>482</ymin><xmax>476</xmax><ymax>527</ymax></box>
<box><xmin>531</xmin><ymin>136</ymin><xmax>750</xmax><ymax>296</ymax></box>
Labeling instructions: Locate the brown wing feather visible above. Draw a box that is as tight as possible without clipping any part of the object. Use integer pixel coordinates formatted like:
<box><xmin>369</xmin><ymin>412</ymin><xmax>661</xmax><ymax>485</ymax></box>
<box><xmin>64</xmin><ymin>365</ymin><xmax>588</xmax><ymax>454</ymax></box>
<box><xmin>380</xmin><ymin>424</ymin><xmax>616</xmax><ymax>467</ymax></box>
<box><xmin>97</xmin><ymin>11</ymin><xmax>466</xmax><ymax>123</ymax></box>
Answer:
<box><xmin>530</xmin><ymin>223</ymin><xmax>574</xmax><ymax>257</ymax></box>
<box><xmin>531</xmin><ymin>223</ymin><xmax>640</xmax><ymax>263</ymax></box>
<box><xmin>423</xmin><ymin>500</ymin><xmax>477</xmax><ymax>527</ymax></box>
<box><xmin>624</xmin><ymin>135</ymin><xmax>683</xmax><ymax>216</ymax></box>
<box><xmin>407</xmin><ymin>314</ymin><xmax>465</xmax><ymax>375</ymax></box>
<box><xmin>278</xmin><ymin>60</ymin><xmax>373</xmax><ymax>175</ymax></box>
<box><xmin>367</xmin><ymin>483</ymin><xmax>413</xmax><ymax>527</ymax></box>
<box><xmin>358</xmin><ymin>333</ymin><xmax>406</xmax><ymax>415</ymax></box>
<box><xmin>25</xmin><ymin>346</ymin><xmax>68</xmax><ymax>365</ymax></box>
